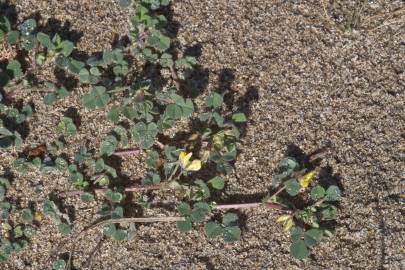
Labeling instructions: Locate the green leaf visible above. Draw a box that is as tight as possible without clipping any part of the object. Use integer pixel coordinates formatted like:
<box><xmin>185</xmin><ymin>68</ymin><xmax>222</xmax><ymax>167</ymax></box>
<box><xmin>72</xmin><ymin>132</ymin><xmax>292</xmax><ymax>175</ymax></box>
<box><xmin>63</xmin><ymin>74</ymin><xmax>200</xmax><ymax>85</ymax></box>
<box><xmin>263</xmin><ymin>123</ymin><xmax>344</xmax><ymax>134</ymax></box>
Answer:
<box><xmin>290</xmin><ymin>240</ymin><xmax>309</xmax><ymax>259</ymax></box>
<box><xmin>177</xmin><ymin>202</ymin><xmax>191</xmax><ymax>215</ymax></box>
<box><xmin>82</xmin><ymin>86</ymin><xmax>110</xmax><ymax>110</ymax></box>
<box><xmin>60</xmin><ymin>40</ymin><xmax>74</xmax><ymax>57</ymax></box>
<box><xmin>119</xmin><ymin>0</ymin><xmax>132</xmax><ymax>8</ymax></box>
<box><xmin>0</xmin><ymin>72</ymin><xmax>10</xmax><ymax>87</ymax></box>
<box><xmin>0</xmin><ymin>186</ymin><xmax>5</xmax><ymax>201</ymax></box>
<box><xmin>320</xmin><ymin>205</ymin><xmax>337</xmax><ymax>221</ymax></box>
<box><xmin>284</xmin><ymin>179</ymin><xmax>300</xmax><ymax>196</ymax></box>
<box><xmin>103</xmin><ymin>223</ymin><xmax>116</xmax><ymax>236</ymax></box>
<box><xmin>100</xmin><ymin>135</ymin><xmax>118</xmax><ymax>156</ymax></box>
<box><xmin>222</xmin><ymin>213</ymin><xmax>238</xmax><ymax>227</ymax></box>
<box><xmin>147</xmin><ymin>30</ymin><xmax>170</xmax><ymax>52</ymax></box>
<box><xmin>310</xmin><ymin>185</ymin><xmax>325</xmax><ymax>201</ymax></box>
<box><xmin>160</xmin><ymin>53</ymin><xmax>173</xmax><ymax>67</ymax></box>
<box><xmin>205</xmin><ymin>92</ymin><xmax>223</xmax><ymax>108</ymax></box>
<box><xmin>57</xmin><ymin>117</ymin><xmax>77</xmax><ymax>137</ymax></box>
<box><xmin>7</xmin><ymin>31</ymin><xmax>20</xmax><ymax>45</ymax></box>
<box><xmin>212</xmin><ymin>112</ymin><xmax>225</xmax><ymax>127</ymax></box>
<box><xmin>170</xmin><ymin>94</ymin><xmax>194</xmax><ymax>117</ymax></box>
<box><xmin>145</xmin><ymin>150</ymin><xmax>159</xmax><ymax>168</ymax></box>
<box><xmin>57</xmin><ymin>223</ymin><xmax>72</xmax><ymax>235</ymax></box>
<box><xmin>208</xmin><ymin>176</ymin><xmax>225</xmax><ymax>190</ymax></box>
<box><xmin>21</xmin><ymin>34</ymin><xmax>37</xmax><ymax>50</ymax></box>
<box><xmin>21</xmin><ymin>209</ymin><xmax>33</xmax><ymax>223</ymax></box>
<box><xmin>0</xmin><ymin>16</ymin><xmax>11</xmax><ymax>32</ymax></box>
<box><xmin>52</xmin><ymin>259</ymin><xmax>66</xmax><ymax>270</ymax></box>
<box><xmin>190</xmin><ymin>202</ymin><xmax>210</xmax><ymax>223</ymax></box>
<box><xmin>176</xmin><ymin>218</ymin><xmax>192</xmax><ymax>232</ymax></box>
<box><xmin>55</xmin><ymin>55</ymin><xmax>69</xmax><ymax>69</ymax></box>
<box><xmin>78</xmin><ymin>68</ymin><xmax>90</xmax><ymax>83</ymax></box>
<box><xmin>55</xmin><ymin>157</ymin><xmax>68</xmax><ymax>170</ymax></box>
<box><xmin>142</xmin><ymin>171</ymin><xmax>160</xmax><ymax>185</ymax></box>
<box><xmin>18</xmin><ymin>19</ymin><xmax>37</xmax><ymax>36</ymax></box>
<box><xmin>80</xmin><ymin>192</ymin><xmax>94</xmax><ymax>202</ymax></box>
<box><xmin>223</xmin><ymin>226</ymin><xmax>241</xmax><ymax>242</ymax></box>
<box><xmin>304</xmin><ymin>228</ymin><xmax>323</xmax><ymax>247</ymax></box>
<box><xmin>130</xmin><ymin>122</ymin><xmax>158</xmax><ymax>149</ymax></box>
<box><xmin>325</xmin><ymin>185</ymin><xmax>341</xmax><ymax>202</ymax></box>
<box><xmin>291</xmin><ymin>226</ymin><xmax>303</xmax><ymax>242</ymax></box>
<box><xmin>23</xmin><ymin>226</ymin><xmax>35</xmax><ymax>238</ymax></box>
<box><xmin>7</xmin><ymin>60</ymin><xmax>22</xmax><ymax>78</ymax></box>
<box><xmin>68</xmin><ymin>59</ymin><xmax>85</xmax><ymax>74</ymax></box>
<box><xmin>105</xmin><ymin>190</ymin><xmax>123</xmax><ymax>203</ymax></box>
<box><xmin>113</xmin><ymin>229</ymin><xmax>128</xmax><ymax>241</ymax></box>
<box><xmin>175</xmin><ymin>56</ymin><xmax>197</xmax><ymax>69</ymax></box>
<box><xmin>37</xmin><ymin>32</ymin><xmax>54</xmax><ymax>49</ymax></box>
<box><xmin>43</xmin><ymin>92</ymin><xmax>57</xmax><ymax>105</ymax></box>
<box><xmin>231</xmin><ymin>113</ymin><xmax>247</xmax><ymax>123</ymax></box>
<box><xmin>204</xmin><ymin>222</ymin><xmax>223</xmax><ymax>239</ymax></box>
<box><xmin>108</xmin><ymin>106</ymin><xmax>122</xmax><ymax>123</ymax></box>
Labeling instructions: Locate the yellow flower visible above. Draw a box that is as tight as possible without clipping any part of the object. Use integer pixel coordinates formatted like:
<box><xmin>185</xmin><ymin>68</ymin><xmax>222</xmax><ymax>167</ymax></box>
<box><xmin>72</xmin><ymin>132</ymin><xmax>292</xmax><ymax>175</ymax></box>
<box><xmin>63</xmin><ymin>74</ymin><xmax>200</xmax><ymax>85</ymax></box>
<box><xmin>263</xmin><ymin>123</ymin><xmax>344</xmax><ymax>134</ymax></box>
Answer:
<box><xmin>276</xmin><ymin>215</ymin><xmax>291</xmax><ymax>223</ymax></box>
<box><xmin>299</xmin><ymin>171</ymin><xmax>316</xmax><ymax>189</ymax></box>
<box><xmin>276</xmin><ymin>215</ymin><xmax>294</xmax><ymax>232</ymax></box>
<box><xmin>179</xmin><ymin>151</ymin><xmax>201</xmax><ymax>171</ymax></box>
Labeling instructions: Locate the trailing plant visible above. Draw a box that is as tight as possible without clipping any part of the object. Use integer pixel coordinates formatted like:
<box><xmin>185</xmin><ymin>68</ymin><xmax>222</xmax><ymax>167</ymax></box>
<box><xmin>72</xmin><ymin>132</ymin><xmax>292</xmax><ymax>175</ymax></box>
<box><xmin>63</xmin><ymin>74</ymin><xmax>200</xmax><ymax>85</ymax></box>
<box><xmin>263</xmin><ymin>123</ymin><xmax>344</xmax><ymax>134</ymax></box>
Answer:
<box><xmin>0</xmin><ymin>0</ymin><xmax>344</xmax><ymax>265</ymax></box>
<box><xmin>0</xmin><ymin>177</ymin><xmax>36</xmax><ymax>261</ymax></box>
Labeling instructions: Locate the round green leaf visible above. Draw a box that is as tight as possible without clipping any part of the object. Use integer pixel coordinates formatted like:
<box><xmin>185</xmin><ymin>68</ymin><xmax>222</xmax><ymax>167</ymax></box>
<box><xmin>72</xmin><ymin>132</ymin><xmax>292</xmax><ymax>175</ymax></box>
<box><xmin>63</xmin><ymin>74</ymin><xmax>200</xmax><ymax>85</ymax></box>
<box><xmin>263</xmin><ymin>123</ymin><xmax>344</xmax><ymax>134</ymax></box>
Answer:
<box><xmin>310</xmin><ymin>185</ymin><xmax>325</xmax><ymax>201</ymax></box>
<box><xmin>290</xmin><ymin>240</ymin><xmax>309</xmax><ymax>259</ymax></box>
<box><xmin>223</xmin><ymin>226</ymin><xmax>241</xmax><ymax>242</ymax></box>
<box><xmin>208</xmin><ymin>176</ymin><xmax>225</xmax><ymax>190</ymax></box>
<box><xmin>176</xmin><ymin>218</ymin><xmax>192</xmax><ymax>232</ymax></box>
<box><xmin>284</xmin><ymin>179</ymin><xmax>300</xmax><ymax>196</ymax></box>
<box><xmin>204</xmin><ymin>222</ymin><xmax>223</xmax><ymax>239</ymax></box>
<box><xmin>21</xmin><ymin>209</ymin><xmax>33</xmax><ymax>223</ymax></box>
<box><xmin>222</xmin><ymin>213</ymin><xmax>238</xmax><ymax>227</ymax></box>
<box><xmin>80</xmin><ymin>192</ymin><xmax>94</xmax><ymax>202</ymax></box>
<box><xmin>304</xmin><ymin>228</ymin><xmax>323</xmax><ymax>247</ymax></box>
<box><xmin>177</xmin><ymin>202</ymin><xmax>191</xmax><ymax>216</ymax></box>
<box><xmin>52</xmin><ymin>259</ymin><xmax>66</xmax><ymax>270</ymax></box>
<box><xmin>325</xmin><ymin>185</ymin><xmax>341</xmax><ymax>201</ymax></box>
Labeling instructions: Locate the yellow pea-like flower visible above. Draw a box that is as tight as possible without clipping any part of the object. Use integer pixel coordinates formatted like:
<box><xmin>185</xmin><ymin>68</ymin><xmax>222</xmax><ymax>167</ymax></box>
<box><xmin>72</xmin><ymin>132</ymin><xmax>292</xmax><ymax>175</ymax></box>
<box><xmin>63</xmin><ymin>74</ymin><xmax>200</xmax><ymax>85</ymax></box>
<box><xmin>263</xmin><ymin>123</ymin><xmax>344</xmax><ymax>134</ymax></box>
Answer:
<box><xmin>34</xmin><ymin>211</ymin><xmax>42</xmax><ymax>222</ymax></box>
<box><xmin>276</xmin><ymin>215</ymin><xmax>291</xmax><ymax>223</ymax></box>
<box><xmin>179</xmin><ymin>151</ymin><xmax>202</xmax><ymax>172</ymax></box>
<box><xmin>284</xmin><ymin>218</ymin><xmax>294</xmax><ymax>232</ymax></box>
<box><xmin>300</xmin><ymin>171</ymin><xmax>316</xmax><ymax>189</ymax></box>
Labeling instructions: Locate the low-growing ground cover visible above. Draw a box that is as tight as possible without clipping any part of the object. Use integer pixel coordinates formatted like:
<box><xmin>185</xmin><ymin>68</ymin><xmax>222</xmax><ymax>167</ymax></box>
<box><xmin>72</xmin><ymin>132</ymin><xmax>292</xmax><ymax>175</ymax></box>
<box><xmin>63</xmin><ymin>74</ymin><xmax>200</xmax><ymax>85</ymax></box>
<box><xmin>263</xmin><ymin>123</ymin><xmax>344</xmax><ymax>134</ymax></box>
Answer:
<box><xmin>0</xmin><ymin>0</ymin><xmax>404</xmax><ymax>269</ymax></box>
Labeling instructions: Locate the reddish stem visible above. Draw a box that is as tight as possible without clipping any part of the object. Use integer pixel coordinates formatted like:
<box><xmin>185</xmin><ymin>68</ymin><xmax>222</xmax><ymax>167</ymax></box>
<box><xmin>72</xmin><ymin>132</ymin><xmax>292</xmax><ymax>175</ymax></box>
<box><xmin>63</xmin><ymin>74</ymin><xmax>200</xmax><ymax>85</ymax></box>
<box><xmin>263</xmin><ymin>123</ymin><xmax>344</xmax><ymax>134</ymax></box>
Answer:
<box><xmin>59</xmin><ymin>184</ymin><xmax>164</xmax><ymax>198</ymax></box>
<box><xmin>113</xmin><ymin>148</ymin><xmax>140</xmax><ymax>157</ymax></box>
<box><xmin>215</xmin><ymin>202</ymin><xmax>262</xmax><ymax>210</ymax></box>
<box><xmin>214</xmin><ymin>202</ymin><xmax>289</xmax><ymax>212</ymax></box>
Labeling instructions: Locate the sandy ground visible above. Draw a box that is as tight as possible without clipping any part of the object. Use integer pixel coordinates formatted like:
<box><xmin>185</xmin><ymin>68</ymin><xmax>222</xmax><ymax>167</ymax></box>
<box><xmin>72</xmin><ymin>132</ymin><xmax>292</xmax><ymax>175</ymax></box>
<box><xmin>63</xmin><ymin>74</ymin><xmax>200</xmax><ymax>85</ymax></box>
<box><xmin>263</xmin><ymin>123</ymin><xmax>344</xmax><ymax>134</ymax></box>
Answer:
<box><xmin>1</xmin><ymin>0</ymin><xmax>404</xmax><ymax>269</ymax></box>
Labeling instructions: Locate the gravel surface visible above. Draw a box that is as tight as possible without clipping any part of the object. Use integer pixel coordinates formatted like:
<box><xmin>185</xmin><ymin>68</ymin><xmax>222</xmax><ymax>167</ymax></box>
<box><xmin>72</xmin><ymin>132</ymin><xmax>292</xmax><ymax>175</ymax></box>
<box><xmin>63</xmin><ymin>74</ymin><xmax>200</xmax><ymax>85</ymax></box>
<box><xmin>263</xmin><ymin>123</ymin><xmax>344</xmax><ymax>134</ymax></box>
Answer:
<box><xmin>1</xmin><ymin>0</ymin><xmax>404</xmax><ymax>269</ymax></box>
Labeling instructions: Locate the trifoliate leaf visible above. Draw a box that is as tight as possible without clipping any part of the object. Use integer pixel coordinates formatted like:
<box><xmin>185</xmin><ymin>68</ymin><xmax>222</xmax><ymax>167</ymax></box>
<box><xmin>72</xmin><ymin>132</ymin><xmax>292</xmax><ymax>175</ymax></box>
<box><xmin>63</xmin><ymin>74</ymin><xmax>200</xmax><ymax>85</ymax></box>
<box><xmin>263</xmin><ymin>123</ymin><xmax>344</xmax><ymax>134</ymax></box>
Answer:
<box><xmin>205</xmin><ymin>92</ymin><xmax>223</xmax><ymax>108</ymax></box>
